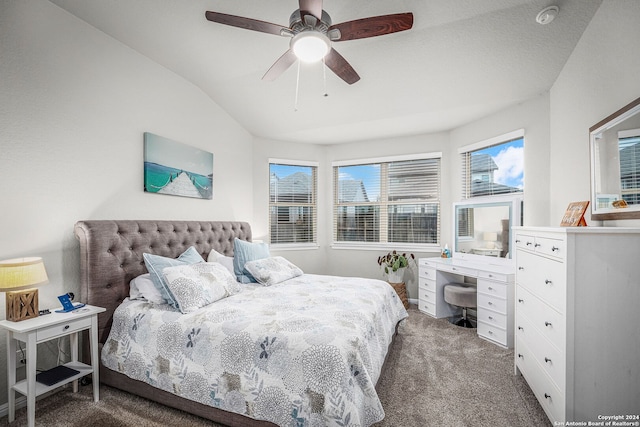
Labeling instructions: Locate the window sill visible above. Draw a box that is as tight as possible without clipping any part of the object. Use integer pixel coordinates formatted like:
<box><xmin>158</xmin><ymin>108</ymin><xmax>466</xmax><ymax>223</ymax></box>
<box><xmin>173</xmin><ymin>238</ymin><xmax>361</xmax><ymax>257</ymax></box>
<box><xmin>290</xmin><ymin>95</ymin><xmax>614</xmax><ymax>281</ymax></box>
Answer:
<box><xmin>269</xmin><ymin>243</ymin><xmax>319</xmax><ymax>251</ymax></box>
<box><xmin>330</xmin><ymin>243</ymin><xmax>442</xmax><ymax>253</ymax></box>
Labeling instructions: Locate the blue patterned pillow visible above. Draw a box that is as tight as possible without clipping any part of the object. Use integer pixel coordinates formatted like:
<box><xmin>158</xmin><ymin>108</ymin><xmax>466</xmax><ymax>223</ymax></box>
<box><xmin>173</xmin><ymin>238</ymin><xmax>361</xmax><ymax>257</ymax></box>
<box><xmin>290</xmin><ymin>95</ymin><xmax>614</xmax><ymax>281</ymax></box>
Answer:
<box><xmin>143</xmin><ymin>246</ymin><xmax>205</xmax><ymax>308</ymax></box>
<box><xmin>233</xmin><ymin>238</ymin><xmax>270</xmax><ymax>283</ymax></box>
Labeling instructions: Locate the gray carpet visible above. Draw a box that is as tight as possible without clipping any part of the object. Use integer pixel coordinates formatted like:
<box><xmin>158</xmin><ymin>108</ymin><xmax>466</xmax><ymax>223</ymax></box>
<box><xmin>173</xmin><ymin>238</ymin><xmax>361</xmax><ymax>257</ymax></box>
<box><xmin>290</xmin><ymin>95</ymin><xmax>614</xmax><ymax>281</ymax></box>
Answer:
<box><xmin>4</xmin><ymin>306</ymin><xmax>550</xmax><ymax>427</ymax></box>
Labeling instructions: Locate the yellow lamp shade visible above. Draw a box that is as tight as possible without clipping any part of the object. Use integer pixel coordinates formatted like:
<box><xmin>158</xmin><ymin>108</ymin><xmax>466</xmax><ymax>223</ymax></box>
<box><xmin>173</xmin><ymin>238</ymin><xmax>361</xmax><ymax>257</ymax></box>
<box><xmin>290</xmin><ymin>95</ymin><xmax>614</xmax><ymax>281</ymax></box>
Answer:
<box><xmin>0</xmin><ymin>257</ymin><xmax>49</xmax><ymax>291</ymax></box>
<box><xmin>0</xmin><ymin>257</ymin><xmax>49</xmax><ymax>321</ymax></box>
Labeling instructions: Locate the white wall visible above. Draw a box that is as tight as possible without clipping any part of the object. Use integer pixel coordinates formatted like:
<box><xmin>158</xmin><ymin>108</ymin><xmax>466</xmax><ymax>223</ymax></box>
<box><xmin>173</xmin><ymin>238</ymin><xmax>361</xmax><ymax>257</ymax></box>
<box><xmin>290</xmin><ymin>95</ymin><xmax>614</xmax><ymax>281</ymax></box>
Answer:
<box><xmin>550</xmin><ymin>0</ymin><xmax>640</xmax><ymax>226</ymax></box>
<box><xmin>0</xmin><ymin>0</ymin><xmax>253</xmax><ymax>403</ymax></box>
<box><xmin>450</xmin><ymin>94</ymin><xmax>551</xmax><ymax>226</ymax></box>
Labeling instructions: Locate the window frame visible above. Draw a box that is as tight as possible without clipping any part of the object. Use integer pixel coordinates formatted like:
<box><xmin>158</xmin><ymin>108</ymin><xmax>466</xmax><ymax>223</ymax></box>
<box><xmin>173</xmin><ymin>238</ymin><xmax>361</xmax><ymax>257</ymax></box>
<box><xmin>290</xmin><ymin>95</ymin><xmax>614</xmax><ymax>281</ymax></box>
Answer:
<box><xmin>331</xmin><ymin>152</ymin><xmax>442</xmax><ymax>251</ymax></box>
<box><xmin>268</xmin><ymin>158</ymin><xmax>319</xmax><ymax>250</ymax></box>
<box><xmin>459</xmin><ymin>129</ymin><xmax>525</xmax><ymax>200</ymax></box>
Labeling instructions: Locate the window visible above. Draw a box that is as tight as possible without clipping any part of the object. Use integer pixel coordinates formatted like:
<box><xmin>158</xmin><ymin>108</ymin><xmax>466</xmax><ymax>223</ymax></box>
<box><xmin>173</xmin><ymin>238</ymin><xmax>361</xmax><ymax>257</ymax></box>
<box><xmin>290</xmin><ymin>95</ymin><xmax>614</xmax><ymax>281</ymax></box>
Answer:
<box><xmin>460</xmin><ymin>130</ymin><xmax>524</xmax><ymax>199</ymax></box>
<box><xmin>333</xmin><ymin>154</ymin><xmax>441</xmax><ymax>246</ymax></box>
<box><xmin>269</xmin><ymin>160</ymin><xmax>317</xmax><ymax>246</ymax></box>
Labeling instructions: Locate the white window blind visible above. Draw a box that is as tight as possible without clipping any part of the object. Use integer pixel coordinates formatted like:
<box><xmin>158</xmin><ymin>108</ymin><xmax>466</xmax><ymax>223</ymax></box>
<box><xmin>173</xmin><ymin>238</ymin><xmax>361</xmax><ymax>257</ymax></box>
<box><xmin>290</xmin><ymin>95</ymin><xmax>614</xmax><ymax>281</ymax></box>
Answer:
<box><xmin>333</xmin><ymin>155</ymin><xmax>441</xmax><ymax>245</ymax></box>
<box><xmin>269</xmin><ymin>161</ymin><xmax>317</xmax><ymax>245</ymax></box>
<box><xmin>459</xmin><ymin>130</ymin><xmax>525</xmax><ymax>198</ymax></box>
<box><xmin>618</xmin><ymin>131</ymin><xmax>640</xmax><ymax>205</ymax></box>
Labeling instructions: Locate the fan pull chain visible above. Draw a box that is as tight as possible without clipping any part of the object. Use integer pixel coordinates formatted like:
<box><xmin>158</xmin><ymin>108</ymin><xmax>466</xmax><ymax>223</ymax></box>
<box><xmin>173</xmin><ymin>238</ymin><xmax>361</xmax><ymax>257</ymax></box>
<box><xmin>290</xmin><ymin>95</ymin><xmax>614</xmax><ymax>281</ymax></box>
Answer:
<box><xmin>294</xmin><ymin>61</ymin><xmax>301</xmax><ymax>111</ymax></box>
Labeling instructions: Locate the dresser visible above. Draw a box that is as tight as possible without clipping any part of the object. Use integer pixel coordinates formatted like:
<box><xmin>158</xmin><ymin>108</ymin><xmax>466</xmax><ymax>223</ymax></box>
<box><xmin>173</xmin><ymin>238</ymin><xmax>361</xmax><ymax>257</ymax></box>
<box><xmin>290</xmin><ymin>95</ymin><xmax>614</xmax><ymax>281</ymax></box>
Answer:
<box><xmin>419</xmin><ymin>257</ymin><xmax>515</xmax><ymax>348</ymax></box>
<box><xmin>513</xmin><ymin>226</ymin><xmax>640</xmax><ymax>424</ymax></box>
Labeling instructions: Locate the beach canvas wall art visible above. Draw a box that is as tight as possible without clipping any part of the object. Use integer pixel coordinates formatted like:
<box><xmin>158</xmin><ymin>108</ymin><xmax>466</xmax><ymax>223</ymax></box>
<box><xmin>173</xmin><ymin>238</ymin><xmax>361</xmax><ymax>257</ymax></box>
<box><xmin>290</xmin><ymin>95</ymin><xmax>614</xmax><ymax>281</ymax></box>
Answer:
<box><xmin>143</xmin><ymin>132</ymin><xmax>213</xmax><ymax>200</ymax></box>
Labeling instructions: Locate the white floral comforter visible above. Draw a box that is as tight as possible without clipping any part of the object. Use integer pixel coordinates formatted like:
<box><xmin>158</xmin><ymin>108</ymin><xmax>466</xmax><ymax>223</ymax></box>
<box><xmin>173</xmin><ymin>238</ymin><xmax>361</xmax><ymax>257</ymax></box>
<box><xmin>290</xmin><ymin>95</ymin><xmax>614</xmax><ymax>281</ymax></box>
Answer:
<box><xmin>102</xmin><ymin>274</ymin><xmax>408</xmax><ymax>427</ymax></box>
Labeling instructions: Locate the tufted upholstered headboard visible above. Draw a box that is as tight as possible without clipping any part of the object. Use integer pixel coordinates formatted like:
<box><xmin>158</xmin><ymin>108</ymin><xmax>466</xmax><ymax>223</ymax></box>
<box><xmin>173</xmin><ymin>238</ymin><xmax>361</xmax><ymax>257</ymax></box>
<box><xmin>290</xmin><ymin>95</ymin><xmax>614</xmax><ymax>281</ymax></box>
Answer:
<box><xmin>73</xmin><ymin>220</ymin><xmax>252</xmax><ymax>345</ymax></box>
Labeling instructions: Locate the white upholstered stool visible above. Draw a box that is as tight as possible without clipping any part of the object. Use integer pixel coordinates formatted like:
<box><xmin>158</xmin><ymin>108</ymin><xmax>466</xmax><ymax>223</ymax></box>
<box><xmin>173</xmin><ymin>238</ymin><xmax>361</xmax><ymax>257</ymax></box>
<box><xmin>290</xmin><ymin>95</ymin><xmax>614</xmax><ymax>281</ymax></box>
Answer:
<box><xmin>444</xmin><ymin>283</ymin><xmax>477</xmax><ymax>328</ymax></box>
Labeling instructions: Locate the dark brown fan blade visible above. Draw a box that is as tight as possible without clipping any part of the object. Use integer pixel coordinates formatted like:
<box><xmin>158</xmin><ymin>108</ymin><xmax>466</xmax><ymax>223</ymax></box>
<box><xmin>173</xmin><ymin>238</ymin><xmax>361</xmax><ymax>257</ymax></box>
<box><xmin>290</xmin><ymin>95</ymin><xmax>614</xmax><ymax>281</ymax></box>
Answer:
<box><xmin>329</xmin><ymin>12</ymin><xmax>413</xmax><ymax>41</ymax></box>
<box><xmin>205</xmin><ymin>11</ymin><xmax>287</xmax><ymax>36</ymax></box>
<box><xmin>324</xmin><ymin>48</ymin><xmax>360</xmax><ymax>85</ymax></box>
<box><xmin>262</xmin><ymin>49</ymin><xmax>298</xmax><ymax>81</ymax></box>
<box><xmin>299</xmin><ymin>0</ymin><xmax>323</xmax><ymax>20</ymax></box>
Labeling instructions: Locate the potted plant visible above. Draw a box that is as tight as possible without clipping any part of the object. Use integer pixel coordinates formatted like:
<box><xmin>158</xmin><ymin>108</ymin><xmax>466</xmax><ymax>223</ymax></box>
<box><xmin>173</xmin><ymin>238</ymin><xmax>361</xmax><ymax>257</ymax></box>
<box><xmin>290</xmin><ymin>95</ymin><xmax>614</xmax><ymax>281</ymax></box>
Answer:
<box><xmin>377</xmin><ymin>251</ymin><xmax>416</xmax><ymax>283</ymax></box>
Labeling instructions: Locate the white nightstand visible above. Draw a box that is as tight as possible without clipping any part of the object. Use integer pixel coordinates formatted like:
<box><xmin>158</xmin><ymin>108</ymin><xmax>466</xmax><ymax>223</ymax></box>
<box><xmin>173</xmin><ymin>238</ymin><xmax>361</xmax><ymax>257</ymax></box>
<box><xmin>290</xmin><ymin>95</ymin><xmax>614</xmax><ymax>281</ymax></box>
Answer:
<box><xmin>0</xmin><ymin>304</ymin><xmax>105</xmax><ymax>427</ymax></box>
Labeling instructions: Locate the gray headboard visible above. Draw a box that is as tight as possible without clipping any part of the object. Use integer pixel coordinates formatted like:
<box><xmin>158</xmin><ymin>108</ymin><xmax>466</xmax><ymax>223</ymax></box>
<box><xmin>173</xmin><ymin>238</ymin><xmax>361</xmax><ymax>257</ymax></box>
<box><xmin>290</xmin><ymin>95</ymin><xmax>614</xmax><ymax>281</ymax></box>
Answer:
<box><xmin>74</xmin><ymin>220</ymin><xmax>252</xmax><ymax>344</ymax></box>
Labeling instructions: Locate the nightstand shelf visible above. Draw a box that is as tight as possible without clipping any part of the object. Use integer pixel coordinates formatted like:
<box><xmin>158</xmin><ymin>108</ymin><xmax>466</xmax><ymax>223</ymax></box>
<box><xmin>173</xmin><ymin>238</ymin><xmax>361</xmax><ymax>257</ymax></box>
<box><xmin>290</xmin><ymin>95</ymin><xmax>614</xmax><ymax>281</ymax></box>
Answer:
<box><xmin>12</xmin><ymin>361</ymin><xmax>93</xmax><ymax>397</ymax></box>
<box><xmin>0</xmin><ymin>304</ymin><xmax>105</xmax><ymax>427</ymax></box>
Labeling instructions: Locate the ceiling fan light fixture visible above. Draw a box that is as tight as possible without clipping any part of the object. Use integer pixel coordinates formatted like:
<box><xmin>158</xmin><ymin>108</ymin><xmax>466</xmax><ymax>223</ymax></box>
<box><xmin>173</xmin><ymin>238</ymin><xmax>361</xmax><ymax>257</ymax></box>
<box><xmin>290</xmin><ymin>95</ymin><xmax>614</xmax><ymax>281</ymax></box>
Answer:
<box><xmin>291</xmin><ymin>32</ymin><xmax>330</xmax><ymax>63</ymax></box>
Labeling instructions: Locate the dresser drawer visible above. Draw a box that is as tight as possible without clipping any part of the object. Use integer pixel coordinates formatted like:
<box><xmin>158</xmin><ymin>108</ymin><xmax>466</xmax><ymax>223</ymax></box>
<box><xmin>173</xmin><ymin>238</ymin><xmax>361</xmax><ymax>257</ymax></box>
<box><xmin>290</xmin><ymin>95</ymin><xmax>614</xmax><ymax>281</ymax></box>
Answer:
<box><xmin>418</xmin><ymin>277</ymin><xmax>436</xmax><ymax>293</ymax></box>
<box><xmin>532</xmin><ymin>236</ymin><xmax>565</xmax><ymax>261</ymax></box>
<box><xmin>516</xmin><ymin>314</ymin><xmax>565</xmax><ymax>391</ymax></box>
<box><xmin>419</xmin><ymin>266</ymin><xmax>436</xmax><ymax>280</ymax></box>
<box><xmin>37</xmin><ymin>317</ymin><xmax>92</xmax><ymax>342</ymax></box>
<box><xmin>438</xmin><ymin>263</ymin><xmax>478</xmax><ymax>277</ymax></box>
<box><xmin>477</xmin><ymin>321</ymin><xmax>507</xmax><ymax>345</ymax></box>
<box><xmin>419</xmin><ymin>288</ymin><xmax>436</xmax><ymax>305</ymax></box>
<box><xmin>516</xmin><ymin>337</ymin><xmax>565</xmax><ymax>423</ymax></box>
<box><xmin>477</xmin><ymin>270</ymin><xmax>510</xmax><ymax>283</ymax></box>
<box><xmin>477</xmin><ymin>279</ymin><xmax>507</xmax><ymax>299</ymax></box>
<box><xmin>516</xmin><ymin>286</ymin><xmax>565</xmax><ymax>351</ymax></box>
<box><xmin>477</xmin><ymin>292</ymin><xmax>507</xmax><ymax>314</ymax></box>
<box><xmin>418</xmin><ymin>298</ymin><xmax>436</xmax><ymax>317</ymax></box>
<box><xmin>477</xmin><ymin>308</ymin><xmax>507</xmax><ymax>329</ymax></box>
<box><xmin>516</xmin><ymin>250</ymin><xmax>566</xmax><ymax>313</ymax></box>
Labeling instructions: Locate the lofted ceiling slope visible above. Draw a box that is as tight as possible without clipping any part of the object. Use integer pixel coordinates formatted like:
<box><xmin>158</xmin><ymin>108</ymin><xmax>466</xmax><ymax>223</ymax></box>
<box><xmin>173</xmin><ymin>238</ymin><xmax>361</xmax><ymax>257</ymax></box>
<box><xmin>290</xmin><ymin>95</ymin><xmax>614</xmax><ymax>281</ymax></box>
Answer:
<box><xmin>49</xmin><ymin>0</ymin><xmax>601</xmax><ymax>144</ymax></box>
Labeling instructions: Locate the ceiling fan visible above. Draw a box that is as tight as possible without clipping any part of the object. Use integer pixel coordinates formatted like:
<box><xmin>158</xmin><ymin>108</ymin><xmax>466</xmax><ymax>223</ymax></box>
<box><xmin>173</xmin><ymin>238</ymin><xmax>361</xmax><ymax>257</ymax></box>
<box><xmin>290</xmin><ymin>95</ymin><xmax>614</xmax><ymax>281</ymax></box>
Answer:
<box><xmin>205</xmin><ymin>0</ymin><xmax>413</xmax><ymax>85</ymax></box>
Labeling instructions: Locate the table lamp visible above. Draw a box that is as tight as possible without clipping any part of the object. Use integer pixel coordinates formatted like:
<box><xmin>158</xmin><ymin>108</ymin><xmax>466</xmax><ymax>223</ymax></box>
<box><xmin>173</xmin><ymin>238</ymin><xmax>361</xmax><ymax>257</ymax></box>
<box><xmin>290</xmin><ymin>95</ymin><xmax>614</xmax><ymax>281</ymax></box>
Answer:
<box><xmin>483</xmin><ymin>232</ymin><xmax>498</xmax><ymax>249</ymax></box>
<box><xmin>0</xmin><ymin>257</ymin><xmax>49</xmax><ymax>321</ymax></box>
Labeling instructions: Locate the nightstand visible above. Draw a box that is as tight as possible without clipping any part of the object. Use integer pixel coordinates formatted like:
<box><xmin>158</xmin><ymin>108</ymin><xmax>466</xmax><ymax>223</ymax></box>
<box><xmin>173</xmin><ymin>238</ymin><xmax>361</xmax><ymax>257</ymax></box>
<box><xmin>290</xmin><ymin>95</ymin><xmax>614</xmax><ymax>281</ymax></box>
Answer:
<box><xmin>0</xmin><ymin>304</ymin><xmax>105</xmax><ymax>427</ymax></box>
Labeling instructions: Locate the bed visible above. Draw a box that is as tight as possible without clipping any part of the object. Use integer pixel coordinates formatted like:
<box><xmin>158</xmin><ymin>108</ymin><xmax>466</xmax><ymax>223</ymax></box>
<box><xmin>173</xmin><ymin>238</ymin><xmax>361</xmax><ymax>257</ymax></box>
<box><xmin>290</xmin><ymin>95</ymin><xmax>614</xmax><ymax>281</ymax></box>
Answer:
<box><xmin>74</xmin><ymin>220</ymin><xmax>407</xmax><ymax>427</ymax></box>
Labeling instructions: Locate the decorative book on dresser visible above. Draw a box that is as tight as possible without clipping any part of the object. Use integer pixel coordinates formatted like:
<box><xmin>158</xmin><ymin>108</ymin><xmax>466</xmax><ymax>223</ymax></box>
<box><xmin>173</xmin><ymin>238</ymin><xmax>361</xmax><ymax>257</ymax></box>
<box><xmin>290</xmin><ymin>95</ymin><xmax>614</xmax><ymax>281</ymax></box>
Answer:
<box><xmin>513</xmin><ymin>226</ymin><xmax>640</xmax><ymax>424</ymax></box>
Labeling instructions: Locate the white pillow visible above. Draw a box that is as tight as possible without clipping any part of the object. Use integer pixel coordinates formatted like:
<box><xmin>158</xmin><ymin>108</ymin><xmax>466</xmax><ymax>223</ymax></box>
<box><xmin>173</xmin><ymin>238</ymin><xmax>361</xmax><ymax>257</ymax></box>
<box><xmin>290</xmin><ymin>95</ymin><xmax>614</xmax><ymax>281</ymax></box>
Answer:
<box><xmin>243</xmin><ymin>256</ymin><xmax>303</xmax><ymax>286</ymax></box>
<box><xmin>162</xmin><ymin>262</ymin><xmax>241</xmax><ymax>313</ymax></box>
<box><xmin>129</xmin><ymin>273</ymin><xmax>166</xmax><ymax>304</ymax></box>
<box><xmin>207</xmin><ymin>249</ymin><xmax>235</xmax><ymax>276</ymax></box>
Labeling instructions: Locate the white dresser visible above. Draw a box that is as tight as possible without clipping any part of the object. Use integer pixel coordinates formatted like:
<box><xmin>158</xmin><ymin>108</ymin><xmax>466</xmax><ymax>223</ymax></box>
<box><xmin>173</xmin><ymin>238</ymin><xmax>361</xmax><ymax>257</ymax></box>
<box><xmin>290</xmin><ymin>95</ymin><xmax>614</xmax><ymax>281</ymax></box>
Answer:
<box><xmin>419</xmin><ymin>257</ymin><xmax>515</xmax><ymax>348</ymax></box>
<box><xmin>513</xmin><ymin>226</ymin><xmax>640</xmax><ymax>424</ymax></box>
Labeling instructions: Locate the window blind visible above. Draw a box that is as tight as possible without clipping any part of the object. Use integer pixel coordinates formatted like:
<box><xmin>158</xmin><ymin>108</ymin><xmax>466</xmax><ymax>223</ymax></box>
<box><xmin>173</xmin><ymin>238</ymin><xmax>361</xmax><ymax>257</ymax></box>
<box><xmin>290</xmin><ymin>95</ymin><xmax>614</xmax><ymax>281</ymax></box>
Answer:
<box><xmin>459</xmin><ymin>132</ymin><xmax>524</xmax><ymax>198</ymax></box>
<box><xmin>619</xmin><ymin>135</ymin><xmax>640</xmax><ymax>205</ymax></box>
<box><xmin>269</xmin><ymin>162</ymin><xmax>317</xmax><ymax>245</ymax></box>
<box><xmin>333</xmin><ymin>156</ymin><xmax>441</xmax><ymax>245</ymax></box>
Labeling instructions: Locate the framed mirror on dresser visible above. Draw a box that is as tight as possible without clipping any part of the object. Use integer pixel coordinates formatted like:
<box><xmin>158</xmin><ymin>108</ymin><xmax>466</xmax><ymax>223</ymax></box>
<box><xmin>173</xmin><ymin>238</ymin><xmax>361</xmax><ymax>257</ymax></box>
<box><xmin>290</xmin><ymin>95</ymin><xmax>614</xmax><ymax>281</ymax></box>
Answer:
<box><xmin>589</xmin><ymin>95</ymin><xmax>640</xmax><ymax>220</ymax></box>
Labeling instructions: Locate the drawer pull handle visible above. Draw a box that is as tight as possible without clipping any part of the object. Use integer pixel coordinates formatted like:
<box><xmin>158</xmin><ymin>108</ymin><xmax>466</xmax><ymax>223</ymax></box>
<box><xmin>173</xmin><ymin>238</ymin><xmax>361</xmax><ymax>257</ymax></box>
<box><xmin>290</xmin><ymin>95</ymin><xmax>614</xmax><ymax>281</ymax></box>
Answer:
<box><xmin>488</xmin><ymin>286</ymin><xmax>493</xmax><ymax>290</ymax></box>
<box><xmin>515</xmin><ymin>239</ymin><xmax>521</xmax><ymax>243</ymax></box>
<box><xmin>63</xmin><ymin>325</ymin><xmax>70</xmax><ymax>331</ymax></box>
<box><xmin>534</xmin><ymin>243</ymin><xmax>541</xmax><ymax>248</ymax></box>
<box><xmin>552</xmin><ymin>246</ymin><xmax>559</xmax><ymax>252</ymax></box>
<box><xmin>545</xmin><ymin>321</ymin><xmax>552</xmax><ymax>327</ymax></box>
<box><xmin>452</xmin><ymin>267</ymin><xmax>457</xmax><ymax>271</ymax></box>
<box><xmin>545</xmin><ymin>279</ymin><xmax>552</xmax><ymax>284</ymax></box>
<box><xmin>488</xmin><ymin>301</ymin><xmax>493</xmax><ymax>305</ymax></box>
<box><xmin>545</xmin><ymin>357</ymin><xmax>552</xmax><ymax>363</ymax></box>
<box><xmin>518</xmin><ymin>299</ymin><xmax>524</xmax><ymax>303</ymax></box>
<box><xmin>518</xmin><ymin>353</ymin><xmax>524</xmax><ymax>359</ymax></box>
<box><xmin>488</xmin><ymin>330</ymin><xmax>493</xmax><ymax>334</ymax></box>
<box><xmin>488</xmin><ymin>275</ymin><xmax>493</xmax><ymax>278</ymax></box>
<box><xmin>518</xmin><ymin>266</ymin><xmax>524</xmax><ymax>270</ymax></box>
<box><xmin>488</xmin><ymin>316</ymin><xmax>494</xmax><ymax>320</ymax></box>
<box><xmin>526</xmin><ymin>242</ymin><xmax>532</xmax><ymax>246</ymax></box>
<box><xmin>544</xmin><ymin>393</ymin><xmax>551</xmax><ymax>399</ymax></box>
<box><xmin>518</xmin><ymin>326</ymin><xmax>524</xmax><ymax>331</ymax></box>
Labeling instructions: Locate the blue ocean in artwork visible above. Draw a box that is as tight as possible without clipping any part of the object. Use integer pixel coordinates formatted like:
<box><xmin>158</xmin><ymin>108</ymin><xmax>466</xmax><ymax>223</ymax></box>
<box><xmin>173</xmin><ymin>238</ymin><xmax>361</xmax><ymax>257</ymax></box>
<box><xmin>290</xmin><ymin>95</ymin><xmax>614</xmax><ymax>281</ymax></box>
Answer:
<box><xmin>144</xmin><ymin>162</ymin><xmax>212</xmax><ymax>199</ymax></box>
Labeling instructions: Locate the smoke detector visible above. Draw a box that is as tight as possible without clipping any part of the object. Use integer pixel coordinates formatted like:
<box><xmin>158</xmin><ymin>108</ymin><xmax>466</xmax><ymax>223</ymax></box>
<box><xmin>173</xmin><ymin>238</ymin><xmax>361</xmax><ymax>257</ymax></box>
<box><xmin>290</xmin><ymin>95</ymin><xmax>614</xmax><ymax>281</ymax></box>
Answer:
<box><xmin>536</xmin><ymin>6</ymin><xmax>559</xmax><ymax>25</ymax></box>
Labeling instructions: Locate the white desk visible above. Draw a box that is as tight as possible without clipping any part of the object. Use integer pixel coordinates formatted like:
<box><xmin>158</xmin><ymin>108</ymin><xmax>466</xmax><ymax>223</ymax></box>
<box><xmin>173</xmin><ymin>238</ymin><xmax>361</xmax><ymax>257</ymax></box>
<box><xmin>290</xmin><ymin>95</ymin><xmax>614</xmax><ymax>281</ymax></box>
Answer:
<box><xmin>0</xmin><ymin>305</ymin><xmax>105</xmax><ymax>427</ymax></box>
<box><xmin>418</xmin><ymin>257</ymin><xmax>515</xmax><ymax>348</ymax></box>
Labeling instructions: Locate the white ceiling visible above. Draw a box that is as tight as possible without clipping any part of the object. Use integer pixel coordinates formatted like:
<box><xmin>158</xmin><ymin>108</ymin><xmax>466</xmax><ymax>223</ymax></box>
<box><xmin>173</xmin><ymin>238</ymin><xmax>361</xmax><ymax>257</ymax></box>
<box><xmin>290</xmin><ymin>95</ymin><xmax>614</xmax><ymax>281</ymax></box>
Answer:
<box><xmin>49</xmin><ymin>0</ymin><xmax>601</xmax><ymax>144</ymax></box>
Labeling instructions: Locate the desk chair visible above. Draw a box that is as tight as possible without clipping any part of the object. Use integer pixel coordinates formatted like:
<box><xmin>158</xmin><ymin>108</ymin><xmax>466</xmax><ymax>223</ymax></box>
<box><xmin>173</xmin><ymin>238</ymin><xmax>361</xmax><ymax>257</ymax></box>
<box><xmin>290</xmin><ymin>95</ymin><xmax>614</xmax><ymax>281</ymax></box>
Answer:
<box><xmin>444</xmin><ymin>283</ymin><xmax>477</xmax><ymax>328</ymax></box>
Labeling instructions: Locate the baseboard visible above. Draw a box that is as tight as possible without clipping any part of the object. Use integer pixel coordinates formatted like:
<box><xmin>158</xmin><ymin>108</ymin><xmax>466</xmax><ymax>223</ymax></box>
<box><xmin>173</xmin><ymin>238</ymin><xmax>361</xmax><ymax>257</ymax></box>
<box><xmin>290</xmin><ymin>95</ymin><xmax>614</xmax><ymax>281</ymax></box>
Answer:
<box><xmin>408</xmin><ymin>298</ymin><xmax>418</xmax><ymax>305</ymax></box>
<box><xmin>0</xmin><ymin>387</ymin><xmax>65</xmax><ymax>418</ymax></box>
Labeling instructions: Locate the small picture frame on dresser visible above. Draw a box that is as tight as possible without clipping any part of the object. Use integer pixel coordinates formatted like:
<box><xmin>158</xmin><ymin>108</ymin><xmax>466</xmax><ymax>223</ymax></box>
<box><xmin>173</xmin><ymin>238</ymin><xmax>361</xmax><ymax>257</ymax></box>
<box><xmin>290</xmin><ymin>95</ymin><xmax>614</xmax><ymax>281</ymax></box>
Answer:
<box><xmin>560</xmin><ymin>201</ymin><xmax>589</xmax><ymax>226</ymax></box>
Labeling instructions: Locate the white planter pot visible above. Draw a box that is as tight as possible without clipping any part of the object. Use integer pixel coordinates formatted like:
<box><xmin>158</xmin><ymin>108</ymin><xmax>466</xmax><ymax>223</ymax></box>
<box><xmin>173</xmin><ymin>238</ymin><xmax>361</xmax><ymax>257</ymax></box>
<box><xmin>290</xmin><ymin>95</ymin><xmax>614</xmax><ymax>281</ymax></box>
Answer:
<box><xmin>387</xmin><ymin>267</ymin><xmax>406</xmax><ymax>283</ymax></box>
